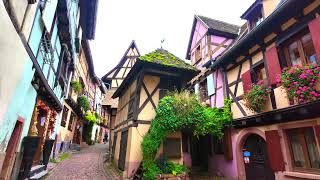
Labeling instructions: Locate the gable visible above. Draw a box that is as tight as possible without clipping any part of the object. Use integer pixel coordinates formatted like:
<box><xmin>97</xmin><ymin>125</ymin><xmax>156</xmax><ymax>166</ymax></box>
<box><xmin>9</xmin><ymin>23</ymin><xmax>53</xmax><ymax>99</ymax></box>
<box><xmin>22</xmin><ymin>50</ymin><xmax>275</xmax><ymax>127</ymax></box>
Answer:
<box><xmin>191</xmin><ymin>20</ymin><xmax>208</xmax><ymax>51</ymax></box>
<box><xmin>102</xmin><ymin>41</ymin><xmax>140</xmax><ymax>89</ymax></box>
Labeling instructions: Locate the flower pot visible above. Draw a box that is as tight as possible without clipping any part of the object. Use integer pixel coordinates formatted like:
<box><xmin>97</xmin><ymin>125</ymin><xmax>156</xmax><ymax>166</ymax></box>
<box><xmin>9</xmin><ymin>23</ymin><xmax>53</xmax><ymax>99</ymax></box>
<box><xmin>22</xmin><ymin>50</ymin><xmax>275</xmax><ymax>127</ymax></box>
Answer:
<box><xmin>42</xmin><ymin>139</ymin><xmax>55</xmax><ymax>169</ymax></box>
<box><xmin>18</xmin><ymin>136</ymin><xmax>41</xmax><ymax>179</ymax></box>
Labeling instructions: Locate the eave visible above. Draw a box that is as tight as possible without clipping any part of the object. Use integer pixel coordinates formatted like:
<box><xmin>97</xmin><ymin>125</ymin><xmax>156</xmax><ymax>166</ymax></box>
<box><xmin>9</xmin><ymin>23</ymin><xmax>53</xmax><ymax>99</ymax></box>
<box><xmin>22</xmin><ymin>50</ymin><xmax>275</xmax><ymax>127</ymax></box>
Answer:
<box><xmin>233</xmin><ymin>99</ymin><xmax>320</xmax><ymax>129</ymax></box>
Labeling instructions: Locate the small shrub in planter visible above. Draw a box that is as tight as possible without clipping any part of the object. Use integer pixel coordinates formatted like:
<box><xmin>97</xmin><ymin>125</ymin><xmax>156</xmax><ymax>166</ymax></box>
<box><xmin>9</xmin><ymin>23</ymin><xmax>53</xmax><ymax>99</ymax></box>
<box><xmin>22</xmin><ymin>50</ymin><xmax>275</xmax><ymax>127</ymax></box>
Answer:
<box><xmin>243</xmin><ymin>80</ymin><xmax>271</xmax><ymax>113</ymax></box>
<box><xmin>70</xmin><ymin>80</ymin><xmax>82</xmax><ymax>94</ymax></box>
<box><xmin>78</xmin><ymin>95</ymin><xmax>90</xmax><ymax>112</ymax></box>
<box><xmin>278</xmin><ymin>64</ymin><xmax>320</xmax><ymax>104</ymax></box>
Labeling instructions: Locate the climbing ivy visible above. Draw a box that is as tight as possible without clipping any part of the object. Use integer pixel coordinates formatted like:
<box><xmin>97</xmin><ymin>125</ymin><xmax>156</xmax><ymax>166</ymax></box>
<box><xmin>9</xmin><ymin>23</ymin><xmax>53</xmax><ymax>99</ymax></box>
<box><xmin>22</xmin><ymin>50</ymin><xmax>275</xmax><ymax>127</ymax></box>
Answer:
<box><xmin>141</xmin><ymin>91</ymin><xmax>232</xmax><ymax>179</ymax></box>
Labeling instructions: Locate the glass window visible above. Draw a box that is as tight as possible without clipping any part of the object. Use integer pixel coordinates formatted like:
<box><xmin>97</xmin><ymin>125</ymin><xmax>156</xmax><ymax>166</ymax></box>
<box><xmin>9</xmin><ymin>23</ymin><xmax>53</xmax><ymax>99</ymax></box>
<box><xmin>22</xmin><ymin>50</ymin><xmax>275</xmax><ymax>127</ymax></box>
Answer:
<box><xmin>252</xmin><ymin>63</ymin><xmax>267</xmax><ymax>84</ymax></box>
<box><xmin>68</xmin><ymin>112</ymin><xmax>75</xmax><ymax>131</ymax></box>
<box><xmin>284</xmin><ymin>31</ymin><xmax>318</xmax><ymax>66</ymax></box>
<box><xmin>287</xmin><ymin>127</ymin><xmax>320</xmax><ymax>170</ymax></box>
<box><xmin>61</xmin><ymin>106</ymin><xmax>69</xmax><ymax>127</ymax></box>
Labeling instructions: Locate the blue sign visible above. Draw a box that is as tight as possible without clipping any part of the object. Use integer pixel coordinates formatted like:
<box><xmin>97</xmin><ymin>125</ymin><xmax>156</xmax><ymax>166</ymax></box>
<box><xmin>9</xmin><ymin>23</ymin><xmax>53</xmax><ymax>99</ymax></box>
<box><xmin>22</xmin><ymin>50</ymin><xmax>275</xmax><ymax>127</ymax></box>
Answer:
<box><xmin>243</xmin><ymin>151</ymin><xmax>251</xmax><ymax>157</ymax></box>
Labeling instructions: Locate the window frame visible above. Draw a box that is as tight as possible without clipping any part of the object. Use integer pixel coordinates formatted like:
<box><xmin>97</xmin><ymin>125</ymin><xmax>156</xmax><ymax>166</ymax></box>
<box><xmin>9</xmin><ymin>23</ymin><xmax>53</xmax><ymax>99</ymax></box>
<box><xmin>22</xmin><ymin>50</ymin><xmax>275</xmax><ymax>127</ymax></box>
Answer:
<box><xmin>282</xmin><ymin>29</ymin><xmax>318</xmax><ymax>67</ymax></box>
<box><xmin>286</xmin><ymin>127</ymin><xmax>320</xmax><ymax>173</ymax></box>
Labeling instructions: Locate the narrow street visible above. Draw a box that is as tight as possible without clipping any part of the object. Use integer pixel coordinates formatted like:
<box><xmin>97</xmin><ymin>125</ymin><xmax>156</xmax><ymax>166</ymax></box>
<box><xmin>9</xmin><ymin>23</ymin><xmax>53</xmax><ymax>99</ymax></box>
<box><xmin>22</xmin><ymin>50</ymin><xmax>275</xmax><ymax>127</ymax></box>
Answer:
<box><xmin>46</xmin><ymin>144</ymin><xmax>112</xmax><ymax>180</ymax></box>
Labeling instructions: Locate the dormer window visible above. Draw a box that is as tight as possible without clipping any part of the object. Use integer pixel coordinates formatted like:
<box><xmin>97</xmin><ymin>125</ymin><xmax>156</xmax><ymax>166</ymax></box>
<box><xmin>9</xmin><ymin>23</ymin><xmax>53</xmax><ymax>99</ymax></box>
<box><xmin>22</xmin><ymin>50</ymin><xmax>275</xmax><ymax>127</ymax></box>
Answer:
<box><xmin>241</xmin><ymin>0</ymin><xmax>264</xmax><ymax>30</ymax></box>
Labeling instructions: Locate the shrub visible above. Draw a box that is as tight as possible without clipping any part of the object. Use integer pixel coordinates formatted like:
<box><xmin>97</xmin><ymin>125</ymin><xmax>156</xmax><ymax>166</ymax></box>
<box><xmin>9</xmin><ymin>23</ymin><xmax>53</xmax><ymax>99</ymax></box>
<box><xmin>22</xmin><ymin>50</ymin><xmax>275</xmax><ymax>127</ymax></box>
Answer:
<box><xmin>85</xmin><ymin>111</ymin><xmax>97</xmax><ymax>124</ymax></box>
<box><xmin>278</xmin><ymin>64</ymin><xmax>320</xmax><ymax>104</ymax></box>
<box><xmin>243</xmin><ymin>80</ymin><xmax>271</xmax><ymax>113</ymax></box>
<box><xmin>70</xmin><ymin>80</ymin><xmax>82</xmax><ymax>94</ymax></box>
<box><xmin>141</xmin><ymin>91</ymin><xmax>232</xmax><ymax>179</ymax></box>
<box><xmin>78</xmin><ymin>95</ymin><xmax>90</xmax><ymax>112</ymax></box>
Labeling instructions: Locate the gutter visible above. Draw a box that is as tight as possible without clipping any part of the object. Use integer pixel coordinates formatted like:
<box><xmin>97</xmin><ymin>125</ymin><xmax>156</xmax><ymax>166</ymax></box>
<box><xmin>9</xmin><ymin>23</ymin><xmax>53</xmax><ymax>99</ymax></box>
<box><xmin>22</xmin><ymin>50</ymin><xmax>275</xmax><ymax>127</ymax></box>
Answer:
<box><xmin>211</xmin><ymin>0</ymin><xmax>294</xmax><ymax>70</ymax></box>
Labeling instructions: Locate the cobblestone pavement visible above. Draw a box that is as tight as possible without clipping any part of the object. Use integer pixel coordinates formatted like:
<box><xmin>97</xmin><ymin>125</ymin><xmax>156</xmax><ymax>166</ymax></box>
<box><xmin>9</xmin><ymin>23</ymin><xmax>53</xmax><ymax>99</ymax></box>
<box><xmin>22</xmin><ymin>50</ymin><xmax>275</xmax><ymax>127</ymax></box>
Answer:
<box><xmin>46</xmin><ymin>143</ymin><xmax>117</xmax><ymax>180</ymax></box>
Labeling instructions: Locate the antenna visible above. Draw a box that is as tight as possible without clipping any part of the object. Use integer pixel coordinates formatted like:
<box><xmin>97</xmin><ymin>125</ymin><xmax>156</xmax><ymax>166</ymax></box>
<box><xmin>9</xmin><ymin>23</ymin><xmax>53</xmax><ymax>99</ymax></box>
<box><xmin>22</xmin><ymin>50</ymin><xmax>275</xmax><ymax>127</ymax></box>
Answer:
<box><xmin>161</xmin><ymin>39</ymin><xmax>165</xmax><ymax>49</ymax></box>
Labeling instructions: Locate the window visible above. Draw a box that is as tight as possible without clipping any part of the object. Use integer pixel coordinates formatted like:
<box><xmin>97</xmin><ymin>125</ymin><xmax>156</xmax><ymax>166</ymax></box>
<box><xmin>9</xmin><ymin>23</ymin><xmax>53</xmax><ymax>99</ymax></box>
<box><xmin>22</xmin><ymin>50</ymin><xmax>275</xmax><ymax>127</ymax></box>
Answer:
<box><xmin>252</xmin><ymin>63</ymin><xmax>267</xmax><ymax>84</ymax></box>
<box><xmin>68</xmin><ymin>112</ymin><xmax>76</xmax><ymax>131</ymax></box>
<box><xmin>163</xmin><ymin>138</ymin><xmax>181</xmax><ymax>158</ymax></box>
<box><xmin>287</xmin><ymin>127</ymin><xmax>320</xmax><ymax>170</ymax></box>
<box><xmin>195</xmin><ymin>45</ymin><xmax>202</xmax><ymax>62</ymax></box>
<box><xmin>283</xmin><ymin>30</ymin><xmax>318</xmax><ymax>66</ymax></box>
<box><xmin>61</xmin><ymin>106</ymin><xmax>69</xmax><ymax>127</ymax></box>
<box><xmin>199</xmin><ymin>80</ymin><xmax>208</xmax><ymax>102</ymax></box>
<box><xmin>212</xmin><ymin>137</ymin><xmax>224</xmax><ymax>155</ymax></box>
<box><xmin>250</xmin><ymin>12</ymin><xmax>264</xmax><ymax>29</ymax></box>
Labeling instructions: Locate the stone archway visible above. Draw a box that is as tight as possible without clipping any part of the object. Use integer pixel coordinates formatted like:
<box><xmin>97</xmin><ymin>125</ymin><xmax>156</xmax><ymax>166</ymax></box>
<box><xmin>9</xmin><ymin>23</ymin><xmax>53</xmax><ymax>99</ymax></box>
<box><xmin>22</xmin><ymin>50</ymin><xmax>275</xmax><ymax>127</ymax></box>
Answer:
<box><xmin>235</xmin><ymin>128</ymin><xmax>266</xmax><ymax>180</ymax></box>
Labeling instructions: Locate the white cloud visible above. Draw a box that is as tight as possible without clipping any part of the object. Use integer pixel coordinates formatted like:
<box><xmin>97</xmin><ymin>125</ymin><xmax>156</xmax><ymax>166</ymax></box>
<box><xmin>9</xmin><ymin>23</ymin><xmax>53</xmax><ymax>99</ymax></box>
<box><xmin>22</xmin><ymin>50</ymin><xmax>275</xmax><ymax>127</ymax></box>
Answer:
<box><xmin>90</xmin><ymin>0</ymin><xmax>255</xmax><ymax>77</ymax></box>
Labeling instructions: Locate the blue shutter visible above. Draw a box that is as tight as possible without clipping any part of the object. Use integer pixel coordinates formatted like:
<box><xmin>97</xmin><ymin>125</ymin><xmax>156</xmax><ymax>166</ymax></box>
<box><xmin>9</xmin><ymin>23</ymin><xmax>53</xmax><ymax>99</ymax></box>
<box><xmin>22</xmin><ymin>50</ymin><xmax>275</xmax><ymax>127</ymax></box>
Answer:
<box><xmin>194</xmin><ymin>83</ymin><xmax>199</xmax><ymax>95</ymax></box>
<box><xmin>207</xmin><ymin>74</ymin><xmax>215</xmax><ymax>96</ymax></box>
<box><xmin>42</xmin><ymin>0</ymin><xmax>58</xmax><ymax>31</ymax></box>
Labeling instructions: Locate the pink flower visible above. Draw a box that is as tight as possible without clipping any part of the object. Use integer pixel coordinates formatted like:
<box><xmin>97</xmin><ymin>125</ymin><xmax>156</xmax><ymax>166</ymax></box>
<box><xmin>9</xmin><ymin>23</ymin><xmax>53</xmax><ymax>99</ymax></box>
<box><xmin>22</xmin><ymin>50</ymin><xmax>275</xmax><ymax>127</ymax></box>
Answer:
<box><xmin>299</xmin><ymin>73</ymin><xmax>308</xmax><ymax>79</ymax></box>
<box><xmin>293</xmin><ymin>82</ymin><xmax>298</xmax><ymax>85</ymax></box>
<box><xmin>306</xmin><ymin>69</ymin><xmax>314</xmax><ymax>75</ymax></box>
<box><xmin>297</xmin><ymin>90</ymin><xmax>301</xmax><ymax>95</ymax></box>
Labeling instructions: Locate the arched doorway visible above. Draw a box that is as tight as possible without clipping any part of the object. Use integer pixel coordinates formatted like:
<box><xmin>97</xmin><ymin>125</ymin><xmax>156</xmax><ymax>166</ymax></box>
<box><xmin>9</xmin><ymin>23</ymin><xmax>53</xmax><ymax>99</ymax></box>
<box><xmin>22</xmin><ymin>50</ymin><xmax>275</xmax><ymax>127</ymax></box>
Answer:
<box><xmin>243</xmin><ymin>134</ymin><xmax>274</xmax><ymax>180</ymax></box>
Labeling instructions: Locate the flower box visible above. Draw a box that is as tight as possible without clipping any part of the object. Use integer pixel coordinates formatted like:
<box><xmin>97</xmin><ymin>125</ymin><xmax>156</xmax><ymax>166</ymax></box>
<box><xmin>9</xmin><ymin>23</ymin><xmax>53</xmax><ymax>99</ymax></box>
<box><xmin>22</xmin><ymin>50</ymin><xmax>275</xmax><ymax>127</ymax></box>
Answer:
<box><xmin>156</xmin><ymin>173</ymin><xmax>188</xmax><ymax>180</ymax></box>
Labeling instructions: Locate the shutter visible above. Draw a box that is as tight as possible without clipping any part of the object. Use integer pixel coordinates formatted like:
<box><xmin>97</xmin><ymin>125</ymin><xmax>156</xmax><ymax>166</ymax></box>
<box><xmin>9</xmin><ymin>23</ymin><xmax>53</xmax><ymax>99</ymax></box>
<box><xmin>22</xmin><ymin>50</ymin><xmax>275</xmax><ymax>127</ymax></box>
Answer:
<box><xmin>314</xmin><ymin>125</ymin><xmax>320</xmax><ymax>144</ymax></box>
<box><xmin>194</xmin><ymin>83</ymin><xmax>199</xmax><ymax>95</ymax></box>
<box><xmin>241</xmin><ymin>70</ymin><xmax>252</xmax><ymax>93</ymax></box>
<box><xmin>265</xmin><ymin>130</ymin><xmax>285</xmax><ymax>171</ymax></box>
<box><xmin>308</xmin><ymin>16</ymin><xmax>320</xmax><ymax>61</ymax></box>
<box><xmin>223</xmin><ymin>128</ymin><xmax>233</xmax><ymax>160</ymax></box>
<box><xmin>207</xmin><ymin>74</ymin><xmax>215</xmax><ymax>96</ymax></box>
<box><xmin>265</xmin><ymin>46</ymin><xmax>282</xmax><ymax>85</ymax></box>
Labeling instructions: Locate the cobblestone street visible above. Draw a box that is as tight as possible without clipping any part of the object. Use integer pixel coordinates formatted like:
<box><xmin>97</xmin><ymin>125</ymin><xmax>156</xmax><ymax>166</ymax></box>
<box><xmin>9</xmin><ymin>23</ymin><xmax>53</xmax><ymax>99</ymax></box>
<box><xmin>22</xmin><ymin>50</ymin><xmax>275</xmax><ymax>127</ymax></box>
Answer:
<box><xmin>46</xmin><ymin>144</ymin><xmax>117</xmax><ymax>180</ymax></box>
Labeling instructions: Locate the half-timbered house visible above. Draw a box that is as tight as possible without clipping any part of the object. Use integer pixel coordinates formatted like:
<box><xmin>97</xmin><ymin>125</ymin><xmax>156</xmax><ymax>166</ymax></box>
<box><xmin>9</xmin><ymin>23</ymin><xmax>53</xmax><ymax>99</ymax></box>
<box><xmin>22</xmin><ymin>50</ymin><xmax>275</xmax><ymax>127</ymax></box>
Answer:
<box><xmin>210</xmin><ymin>0</ymin><xmax>320</xmax><ymax>179</ymax></box>
<box><xmin>185</xmin><ymin>15</ymin><xmax>239</xmax><ymax>179</ymax></box>
<box><xmin>111</xmin><ymin>49</ymin><xmax>198</xmax><ymax>178</ymax></box>
<box><xmin>101</xmin><ymin>41</ymin><xmax>140</xmax><ymax>156</ymax></box>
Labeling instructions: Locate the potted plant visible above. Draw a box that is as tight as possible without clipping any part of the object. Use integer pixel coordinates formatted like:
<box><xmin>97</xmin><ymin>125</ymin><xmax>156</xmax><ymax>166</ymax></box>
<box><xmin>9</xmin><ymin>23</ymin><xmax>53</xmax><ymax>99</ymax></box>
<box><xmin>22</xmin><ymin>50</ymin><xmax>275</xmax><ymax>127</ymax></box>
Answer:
<box><xmin>70</xmin><ymin>80</ymin><xmax>82</xmax><ymax>94</ymax></box>
<box><xmin>243</xmin><ymin>80</ymin><xmax>271</xmax><ymax>113</ymax></box>
<box><xmin>278</xmin><ymin>64</ymin><xmax>320</xmax><ymax>104</ymax></box>
<box><xmin>77</xmin><ymin>95</ymin><xmax>90</xmax><ymax>112</ymax></box>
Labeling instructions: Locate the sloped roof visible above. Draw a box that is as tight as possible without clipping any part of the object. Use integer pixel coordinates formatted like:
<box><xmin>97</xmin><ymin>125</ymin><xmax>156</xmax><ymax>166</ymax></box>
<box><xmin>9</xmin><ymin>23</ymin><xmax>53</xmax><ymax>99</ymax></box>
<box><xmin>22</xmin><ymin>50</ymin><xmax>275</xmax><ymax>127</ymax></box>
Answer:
<box><xmin>197</xmin><ymin>15</ymin><xmax>240</xmax><ymax>35</ymax></box>
<box><xmin>102</xmin><ymin>89</ymin><xmax>118</xmax><ymax>108</ymax></box>
<box><xmin>139</xmin><ymin>49</ymin><xmax>198</xmax><ymax>71</ymax></box>
<box><xmin>186</xmin><ymin>15</ymin><xmax>240</xmax><ymax>59</ymax></box>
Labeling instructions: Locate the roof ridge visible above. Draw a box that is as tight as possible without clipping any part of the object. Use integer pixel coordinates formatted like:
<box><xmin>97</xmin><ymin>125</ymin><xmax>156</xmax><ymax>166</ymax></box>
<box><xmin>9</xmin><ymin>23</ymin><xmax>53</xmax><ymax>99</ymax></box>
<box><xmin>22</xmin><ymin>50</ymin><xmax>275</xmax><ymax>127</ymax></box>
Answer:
<box><xmin>196</xmin><ymin>15</ymin><xmax>240</xmax><ymax>28</ymax></box>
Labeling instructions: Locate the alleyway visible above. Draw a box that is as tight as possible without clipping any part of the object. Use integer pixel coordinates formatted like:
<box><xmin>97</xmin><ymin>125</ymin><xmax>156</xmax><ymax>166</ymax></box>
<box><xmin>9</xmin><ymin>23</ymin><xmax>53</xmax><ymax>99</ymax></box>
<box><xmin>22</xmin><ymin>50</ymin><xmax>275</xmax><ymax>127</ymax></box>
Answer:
<box><xmin>46</xmin><ymin>144</ymin><xmax>113</xmax><ymax>180</ymax></box>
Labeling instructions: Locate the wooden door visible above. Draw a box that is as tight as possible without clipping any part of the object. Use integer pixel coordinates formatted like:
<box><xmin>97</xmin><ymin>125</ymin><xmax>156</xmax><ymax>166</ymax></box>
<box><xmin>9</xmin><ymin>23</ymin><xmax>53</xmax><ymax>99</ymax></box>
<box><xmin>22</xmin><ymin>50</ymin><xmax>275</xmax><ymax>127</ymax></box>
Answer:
<box><xmin>0</xmin><ymin>118</ymin><xmax>24</xmax><ymax>180</ymax></box>
<box><xmin>243</xmin><ymin>134</ymin><xmax>274</xmax><ymax>180</ymax></box>
<box><xmin>112</xmin><ymin>134</ymin><xmax>117</xmax><ymax>158</ymax></box>
<box><xmin>118</xmin><ymin>130</ymin><xmax>128</xmax><ymax>171</ymax></box>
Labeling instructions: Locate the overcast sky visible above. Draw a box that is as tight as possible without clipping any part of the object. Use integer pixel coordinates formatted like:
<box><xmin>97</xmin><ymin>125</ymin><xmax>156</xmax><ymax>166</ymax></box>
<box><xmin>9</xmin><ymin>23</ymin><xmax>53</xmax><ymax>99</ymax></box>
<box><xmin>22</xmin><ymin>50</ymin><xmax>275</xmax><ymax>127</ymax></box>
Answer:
<box><xmin>90</xmin><ymin>0</ymin><xmax>255</xmax><ymax>77</ymax></box>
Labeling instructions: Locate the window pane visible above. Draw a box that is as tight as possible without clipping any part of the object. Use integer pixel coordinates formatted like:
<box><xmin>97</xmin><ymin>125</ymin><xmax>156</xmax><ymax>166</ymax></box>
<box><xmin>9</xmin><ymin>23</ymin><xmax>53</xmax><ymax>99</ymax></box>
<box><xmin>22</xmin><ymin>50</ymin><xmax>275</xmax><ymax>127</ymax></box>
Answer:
<box><xmin>288</xmin><ymin>42</ymin><xmax>302</xmax><ymax>66</ymax></box>
<box><xmin>302</xmin><ymin>34</ymin><xmax>317</xmax><ymax>64</ymax></box>
<box><xmin>288</xmin><ymin>131</ymin><xmax>306</xmax><ymax>168</ymax></box>
<box><xmin>305</xmin><ymin>128</ymin><xmax>320</xmax><ymax>169</ymax></box>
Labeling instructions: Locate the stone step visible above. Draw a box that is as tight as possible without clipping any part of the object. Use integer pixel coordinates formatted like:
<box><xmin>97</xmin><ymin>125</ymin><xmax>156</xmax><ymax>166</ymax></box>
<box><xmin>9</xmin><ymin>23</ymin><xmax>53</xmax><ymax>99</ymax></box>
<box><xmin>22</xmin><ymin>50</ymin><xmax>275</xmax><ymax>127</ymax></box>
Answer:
<box><xmin>29</xmin><ymin>170</ymin><xmax>48</xmax><ymax>180</ymax></box>
<box><xmin>29</xmin><ymin>165</ymin><xmax>46</xmax><ymax>178</ymax></box>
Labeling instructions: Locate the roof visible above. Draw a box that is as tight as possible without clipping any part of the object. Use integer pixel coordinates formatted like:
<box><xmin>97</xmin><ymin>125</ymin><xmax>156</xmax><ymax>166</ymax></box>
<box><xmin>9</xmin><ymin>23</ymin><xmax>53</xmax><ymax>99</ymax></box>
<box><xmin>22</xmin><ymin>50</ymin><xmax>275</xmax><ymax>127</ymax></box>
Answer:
<box><xmin>112</xmin><ymin>49</ymin><xmax>199</xmax><ymax>98</ymax></box>
<box><xmin>139</xmin><ymin>49</ymin><xmax>198</xmax><ymax>71</ymax></box>
<box><xmin>81</xmin><ymin>40</ymin><xmax>99</xmax><ymax>83</ymax></box>
<box><xmin>80</xmin><ymin>0</ymin><xmax>99</xmax><ymax>40</ymax></box>
<box><xmin>210</xmin><ymin>0</ymin><xmax>313</xmax><ymax>70</ymax></box>
<box><xmin>186</xmin><ymin>15</ymin><xmax>240</xmax><ymax>59</ymax></box>
<box><xmin>101</xmin><ymin>40</ymin><xmax>140</xmax><ymax>81</ymax></box>
<box><xmin>197</xmin><ymin>15</ymin><xmax>240</xmax><ymax>35</ymax></box>
<box><xmin>240</xmin><ymin>0</ymin><xmax>263</xmax><ymax>20</ymax></box>
<box><xmin>102</xmin><ymin>89</ymin><xmax>118</xmax><ymax>108</ymax></box>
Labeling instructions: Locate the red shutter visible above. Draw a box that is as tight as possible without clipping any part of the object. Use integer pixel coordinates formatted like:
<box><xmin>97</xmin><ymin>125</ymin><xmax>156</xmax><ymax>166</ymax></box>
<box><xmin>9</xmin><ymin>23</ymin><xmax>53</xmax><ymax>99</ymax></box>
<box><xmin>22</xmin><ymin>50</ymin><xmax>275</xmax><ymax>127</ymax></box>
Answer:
<box><xmin>223</xmin><ymin>127</ymin><xmax>233</xmax><ymax>160</ymax></box>
<box><xmin>265</xmin><ymin>130</ymin><xmax>285</xmax><ymax>172</ymax></box>
<box><xmin>314</xmin><ymin>125</ymin><xmax>320</xmax><ymax>143</ymax></box>
<box><xmin>308</xmin><ymin>16</ymin><xmax>320</xmax><ymax>61</ymax></box>
<box><xmin>265</xmin><ymin>46</ymin><xmax>282</xmax><ymax>85</ymax></box>
<box><xmin>242</xmin><ymin>70</ymin><xmax>252</xmax><ymax>93</ymax></box>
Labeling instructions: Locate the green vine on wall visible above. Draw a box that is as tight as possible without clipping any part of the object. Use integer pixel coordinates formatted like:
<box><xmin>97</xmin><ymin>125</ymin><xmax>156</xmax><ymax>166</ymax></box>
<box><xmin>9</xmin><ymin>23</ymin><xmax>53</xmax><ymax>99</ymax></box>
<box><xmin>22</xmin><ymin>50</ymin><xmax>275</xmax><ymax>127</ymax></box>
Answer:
<box><xmin>141</xmin><ymin>91</ymin><xmax>232</xmax><ymax>179</ymax></box>
<box><xmin>78</xmin><ymin>95</ymin><xmax>90</xmax><ymax>112</ymax></box>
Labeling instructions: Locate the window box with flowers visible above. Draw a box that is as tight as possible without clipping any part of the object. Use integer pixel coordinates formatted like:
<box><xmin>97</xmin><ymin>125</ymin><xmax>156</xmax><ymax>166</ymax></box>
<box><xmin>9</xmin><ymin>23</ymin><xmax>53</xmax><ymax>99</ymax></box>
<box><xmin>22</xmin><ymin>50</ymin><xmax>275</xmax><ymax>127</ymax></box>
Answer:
<box><xmin>278</xmin><ymin>64</ymin><xmax>320</xmax><ymax>104</ymax></box>
<box><xmin>243</xmin><ymin>80</ymin><xmax>271</xmax><ymax>113</ymax></box>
